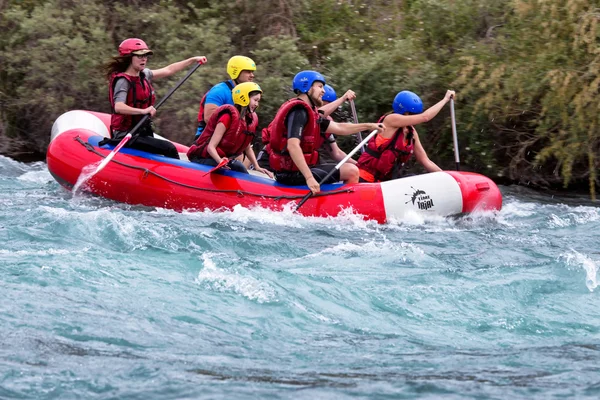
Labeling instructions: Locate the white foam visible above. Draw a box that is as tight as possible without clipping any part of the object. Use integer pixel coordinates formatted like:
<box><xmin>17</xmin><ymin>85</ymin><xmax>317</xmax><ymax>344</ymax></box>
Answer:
<box><xmin>195</xmin><ymin>252</ymin><xmax>277</xmax><ymax>303</ymax></box>
<box><xmin>570</xmin><ymin>206</ymin><xmax>600</xmax><ymax>224</ymax></box>
<box><xmin>548</xmin><ymin>214</ymin><xmax>571</xmax><ymax>228</ymax></box>
<box><xmin>17</xmin><ymin>169</ymin><xmax>54</xmax><ymax>184</ymax></box>
<box><xmin>39</xmin><ymin>205</ymin><xmax>153</xmax><ymax>248</ymax></box>
<box><xmin>561</xmin><ymin>250</ymin><xmax>599</xmax><ymax>292</ymax></box>
<box><xmin>500</xmin><ymin>200</ymin><xmax>538</xmax><ymax>217</ymax></box>
<box><xmin>0</xmin><ymin>247</ymin><xmax>90</xmax><ymax>257</ymax></box>
<box><xmin>182</xmin><ymin>203</ymin><xmax>381</xmax><ymax>230</ymax></box>
<box><xmin>387</xmin><ymin>210</ymin><xmax>448</xmax><ymax>226</ymax></box>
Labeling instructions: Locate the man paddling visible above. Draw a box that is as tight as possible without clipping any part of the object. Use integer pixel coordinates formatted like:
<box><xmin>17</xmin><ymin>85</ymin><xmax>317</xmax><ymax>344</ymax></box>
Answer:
<box><xmin>263</xmin><ymin>70</ymin><xmax>383</xmax><ymax>194</ymax></box>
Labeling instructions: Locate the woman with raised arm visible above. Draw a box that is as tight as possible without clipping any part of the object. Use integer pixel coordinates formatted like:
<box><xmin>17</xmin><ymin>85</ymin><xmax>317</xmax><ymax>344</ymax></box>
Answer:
<box><xmin>104</xmin><ymin>38</ymin><xmax>206</xmax><ymax>158</ymax></box>
<box><xmin>357</xmin><ymin>90</ymin><xmax>455</xmax><ymax>182</ymax></box>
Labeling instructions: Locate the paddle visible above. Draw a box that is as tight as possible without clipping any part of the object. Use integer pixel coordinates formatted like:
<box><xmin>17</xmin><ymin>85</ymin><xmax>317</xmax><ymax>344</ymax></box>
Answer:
<box><xmin>349</xmin><ymin>99</ymin><xmax>365</xmax><ymax>153</ymax></box>
<box><xmin>201</xmin><ymin>157</ymin><xmax>229</xmax><ymax>177</ymax></box>
<box><xmin>89</xmin><ymin>60</ymin><xmax>205</xmax><ymax>178</ymax></box>
<box><xmin>449</xmin><ymin>97</ymin><xmax>460</xmax><ymax>171</ymax></box>
<box><xmin>295</xmin><ymin>128</ymin><xmax>379</xmax><ymax>212</ymax></box>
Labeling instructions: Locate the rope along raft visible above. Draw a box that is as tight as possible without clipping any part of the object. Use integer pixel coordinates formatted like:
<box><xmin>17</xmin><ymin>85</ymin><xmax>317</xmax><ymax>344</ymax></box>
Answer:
<box><xmin>75</xmin><ymin>136</ymin><xmax>354</xmax><ymax>201</ymax></box>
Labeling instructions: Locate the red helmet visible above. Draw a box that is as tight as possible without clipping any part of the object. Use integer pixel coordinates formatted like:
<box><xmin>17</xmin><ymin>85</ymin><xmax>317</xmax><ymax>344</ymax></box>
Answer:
<box><xmin>118</xmin><ymin>38</ymin><xmax>153</xmax><ymax>57</ymax></box>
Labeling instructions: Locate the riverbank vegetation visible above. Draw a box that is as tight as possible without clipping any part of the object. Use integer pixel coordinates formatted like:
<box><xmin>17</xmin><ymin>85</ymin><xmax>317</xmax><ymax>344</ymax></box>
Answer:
<box><xmin>0</xmin><ymin>0</ymin><xmax>597</xmax><ymax>198</ymax></box>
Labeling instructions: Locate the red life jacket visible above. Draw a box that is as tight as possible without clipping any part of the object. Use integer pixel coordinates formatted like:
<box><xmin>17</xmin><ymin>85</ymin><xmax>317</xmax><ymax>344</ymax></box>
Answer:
<box><xmin>196</xmin><ymin>80</ymin><xmax>235</xmax><ymax>127</ymax></box>
<box><xmin>108</xmin><ymin>72</ymin><xmax>155</xmax><ymax>136</ymax></box>
<box><xmin>187</xmin><ymin>105</ymin><xmax>258</xmax><ymax>159</ymax></box>
<box><xmin>357</xmin><ymin>114</ymin><xmax>415</xmax><ymax>182</ymax></box>
<box><xmin>263</xmin><ymin>99</ymin><xmax>325</xmax><ymax>172</ymax></box>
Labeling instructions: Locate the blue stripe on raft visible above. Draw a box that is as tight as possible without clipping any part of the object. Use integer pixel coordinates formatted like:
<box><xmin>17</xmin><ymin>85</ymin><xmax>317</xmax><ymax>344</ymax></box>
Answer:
<box><xmin>88</xmin><ymin>136</ymin><xmax>346</xmax><ymax>191</ymax></box>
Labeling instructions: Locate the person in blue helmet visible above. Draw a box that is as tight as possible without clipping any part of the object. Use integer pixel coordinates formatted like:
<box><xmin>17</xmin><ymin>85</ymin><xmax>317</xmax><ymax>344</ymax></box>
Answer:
<box><xmin>254</xmin><ymin>83</ymin><xmax>357</xmax><ymax>170</ymax></box>
<box><xmin>357</xmin><ymin>89</ymin><xmax>455</xmax><ymax>183</ymax></box>
<box><xmin>317</xmin><ymin>84</ymin><xmax>358</xmax><ymax>165</ymax></box>
<box><xmin>262</xmin><ymin>71</ymin><xmax>383</xmax><ymax>193</ymax></box>
<box><xmin>319</xmin><ymin>84</ymin><xmax>356</xmax><ymax>118</ymax></box>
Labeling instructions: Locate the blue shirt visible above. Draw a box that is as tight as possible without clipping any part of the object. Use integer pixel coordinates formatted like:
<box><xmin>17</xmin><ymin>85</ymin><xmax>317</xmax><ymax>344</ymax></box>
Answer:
<box><xmin>195</xmin><ymin>80</ymin><xmax>235</xmax><ymax>137</ymax></box>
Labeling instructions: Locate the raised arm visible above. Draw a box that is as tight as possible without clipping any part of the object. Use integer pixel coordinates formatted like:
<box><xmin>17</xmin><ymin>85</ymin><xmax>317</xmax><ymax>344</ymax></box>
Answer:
<box><xmin>384</xmin><ymin>90</ymin><xmax>455</xmax><ymax>129</ymax></box>
<box><xmin>319</xmin><ymin>90</ymin><xmax>356</xmax><ymax>117</ymax></box>
<box><xmin>151</xmin><ymin>56</ymin><xmax>207</xmax><ymax>80</ymax></box>
<box><xmin>326</xmin><ymin>121</ymin><xmax>383</xmax><ymax>136</ymax></box>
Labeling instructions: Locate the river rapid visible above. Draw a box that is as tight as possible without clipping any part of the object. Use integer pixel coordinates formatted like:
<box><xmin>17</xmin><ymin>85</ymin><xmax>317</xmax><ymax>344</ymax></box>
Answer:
<box><xmin>1</xmin><ymin>155</ymin><xmax>599</xmax><ymax>399</ymax></box>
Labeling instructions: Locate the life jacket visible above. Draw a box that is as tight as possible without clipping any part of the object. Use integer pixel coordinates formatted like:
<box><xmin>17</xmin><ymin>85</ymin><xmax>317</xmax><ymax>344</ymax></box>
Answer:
<box><xmin>108</xmin><ymin>72</ymin><xmax>155</xmax><ymax>136</ymax></box>
<box><xmin>196</xmin><ymin>80</ymin><xmax>235</xmax><ymax>131</ymax></box>
<box><xmin>187</xmin><ymin>104</ymin><xmax>258</xmax><ymax>159</ymax></box>
<box><xmin>263</xmin><ymin>98</ymin><xmax>325</xmax><ymax>172</ymax></box>
<box><xmin>357</xmin><ymin>114</ymin><xmax>415</xmax><ymax>182</ymax></box>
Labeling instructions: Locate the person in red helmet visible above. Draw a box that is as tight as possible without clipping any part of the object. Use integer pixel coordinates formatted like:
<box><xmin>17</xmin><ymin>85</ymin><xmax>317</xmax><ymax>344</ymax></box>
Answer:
<box><xmin>103</xmin><ymin>38</ymin><xmax>207</xmax><ymax>158</ymax></box>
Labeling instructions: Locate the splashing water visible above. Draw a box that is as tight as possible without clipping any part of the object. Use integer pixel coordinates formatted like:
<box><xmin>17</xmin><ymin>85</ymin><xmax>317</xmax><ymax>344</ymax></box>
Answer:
<box><xmin>2</xmin><ymin>157</ymin><xmax>600</xmax><ymax>399</ymax></box>
<box><xmin>562</xmin><ymin>250</ymin><xmax>599</xmax><ymax>292</ymax></box>
<box><xmin>72</xmin><ymin>161</ymin><xmax>101</xmax><ymax>194</ymax></box>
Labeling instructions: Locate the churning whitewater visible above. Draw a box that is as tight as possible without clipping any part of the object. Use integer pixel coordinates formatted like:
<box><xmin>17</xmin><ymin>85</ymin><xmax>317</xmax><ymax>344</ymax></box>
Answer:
<box><xmin>1</xmin><ymin>155</ymin><xmax>599</xmax><ymax>399</ymax></box>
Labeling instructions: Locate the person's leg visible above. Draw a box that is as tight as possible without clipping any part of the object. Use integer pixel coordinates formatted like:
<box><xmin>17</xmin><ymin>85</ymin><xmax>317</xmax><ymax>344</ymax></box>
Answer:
<box><xmin>130</xmin><ymin>136</ymin><xmax>180</xmax><ymax>159</ymax></box>
<box><xmin>339</xmin><ymin>163</ymin><xmax>359</xmax><ymax>183</ymax></box>
<box><xmin>227</xmin><ymin>159</ymin><xmax>249</xmax><ymax>174</ymax></box>
<box><xmin>309</xmin><ymin>164</ymin><xmax>341</xmax><ymax>184</ymax></box>
<box><xmin>189</xmin><ymin>157</ymin><xmax>218</xmax><ymax>166</ymax></box>
<box><xmin>274</xmin><ymin>171</ymin><xmax>306</xmax><ymax>185</ymax></box>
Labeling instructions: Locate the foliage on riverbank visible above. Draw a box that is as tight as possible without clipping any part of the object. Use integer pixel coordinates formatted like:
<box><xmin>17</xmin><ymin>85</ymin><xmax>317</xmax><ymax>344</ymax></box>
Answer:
<box><xmin>0</xmin><ymin>0</ymin><xmax>597</xmax><ymax>197</ymax></box>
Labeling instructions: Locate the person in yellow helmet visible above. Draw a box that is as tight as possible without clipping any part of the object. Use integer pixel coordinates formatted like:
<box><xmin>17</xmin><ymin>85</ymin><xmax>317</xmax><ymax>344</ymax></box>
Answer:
<box><xmin>194</xmin><ymin>55</ymin><xmax>256</xmax><ymax>139</ymax></box>
<box><xmin>188</xmin><ymin>82</ymin><xmax>272</xmax><ymax>177</ymax></box>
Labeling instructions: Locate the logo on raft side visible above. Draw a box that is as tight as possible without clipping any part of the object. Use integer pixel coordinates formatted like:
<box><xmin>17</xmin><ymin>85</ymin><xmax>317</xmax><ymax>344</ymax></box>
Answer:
<box><xmin>405</xmin><ymin>186</ymin><xmax>435</xmax><ymax>210</ymax></box>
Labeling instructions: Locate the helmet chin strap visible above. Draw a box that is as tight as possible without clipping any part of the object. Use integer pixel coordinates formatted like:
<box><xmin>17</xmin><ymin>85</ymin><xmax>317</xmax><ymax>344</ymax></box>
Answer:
<box><xmin>306</xmin><ymin>92</ymin><xmax>318</xmax><ymax>107</ymax></box>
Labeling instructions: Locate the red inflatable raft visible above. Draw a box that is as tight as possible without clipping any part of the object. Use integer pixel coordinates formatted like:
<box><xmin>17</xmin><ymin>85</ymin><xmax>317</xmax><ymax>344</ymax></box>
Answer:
<box><xmin>46</xmin><ymin>110</ymin><xmax>502</xmax><ymax>223</ymax></box>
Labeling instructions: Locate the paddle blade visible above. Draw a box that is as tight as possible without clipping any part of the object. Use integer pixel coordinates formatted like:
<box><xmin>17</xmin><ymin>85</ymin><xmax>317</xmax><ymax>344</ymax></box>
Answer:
<box><xmin>202</xmin><ymin>158</ymin><xmax>229</xmax><ymax>177</ymax></box>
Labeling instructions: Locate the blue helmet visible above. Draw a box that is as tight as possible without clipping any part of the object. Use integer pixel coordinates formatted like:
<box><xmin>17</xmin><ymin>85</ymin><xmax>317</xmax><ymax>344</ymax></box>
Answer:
<box><xmin>292</xmin><ymin>70</ymin><xmax>326</xmax><ymax>94</ymax></box>
<box><xmin>322</xmin><ymin>84</ymin><xmax>337</xmax><ymax>103</ymax></box>
<box><xmin>393</xmin><ymin>91</ymin><xmax>423</xmax><ymax>114</ymax></box>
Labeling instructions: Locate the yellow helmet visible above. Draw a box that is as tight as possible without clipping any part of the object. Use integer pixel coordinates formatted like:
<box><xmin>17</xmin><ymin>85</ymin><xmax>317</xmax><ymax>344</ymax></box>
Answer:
<box><xmin>232</xmin><ymin>82</ymin><xmax>262</xmax><ymax>107</ymax></box>
<box><xmin>227</xmin><ymin>55</ymin><xmax>256</xmax><ymax>80</ymax></box>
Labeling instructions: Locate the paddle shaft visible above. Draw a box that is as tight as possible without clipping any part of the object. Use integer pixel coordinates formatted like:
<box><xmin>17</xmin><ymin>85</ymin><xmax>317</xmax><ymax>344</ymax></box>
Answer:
<box><xmin>349</xmin><ymin>100</ymin><xmax>365</xmax><ymax>153</ymax></box>
<box><xmin>91</xmin><ymin>61</ymin><xmax>204</xmax><ymax>176</ymax></box>
<box><xmin>295</xmin><ymin>128</ymin><xmax>379</xmax><ymax>211</ymax></box>
<box><xmin>450</xmin><ymin>98</ymin><xmax>460</xmax><ymax>171</ymax></box>
<box><xmin>128</xmin><ymin>61</ymin><xmax>204</xmax><ymax>145</ymax></box>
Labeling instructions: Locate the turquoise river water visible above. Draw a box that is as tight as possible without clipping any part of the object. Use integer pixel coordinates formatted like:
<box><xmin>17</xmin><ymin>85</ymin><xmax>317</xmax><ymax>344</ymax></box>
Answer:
<box><xmin>1</xmin><ymin>155</ymin><xmax>599</xmax><ymax>399</ymax></box>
